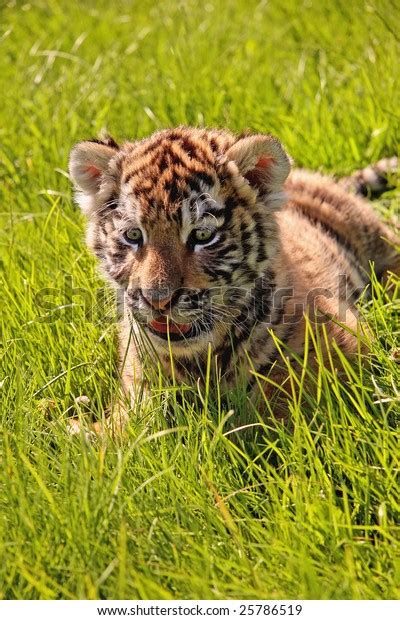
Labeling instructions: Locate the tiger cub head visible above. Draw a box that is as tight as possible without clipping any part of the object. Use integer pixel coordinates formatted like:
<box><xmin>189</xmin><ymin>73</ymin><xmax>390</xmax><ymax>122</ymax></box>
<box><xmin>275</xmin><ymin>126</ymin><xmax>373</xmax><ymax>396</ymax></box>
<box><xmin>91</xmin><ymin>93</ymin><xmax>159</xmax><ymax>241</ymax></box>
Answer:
<box><xmin>69</xmin><ymin>127</ymin><xmax>290</xmax><ymax>354</ymax></box>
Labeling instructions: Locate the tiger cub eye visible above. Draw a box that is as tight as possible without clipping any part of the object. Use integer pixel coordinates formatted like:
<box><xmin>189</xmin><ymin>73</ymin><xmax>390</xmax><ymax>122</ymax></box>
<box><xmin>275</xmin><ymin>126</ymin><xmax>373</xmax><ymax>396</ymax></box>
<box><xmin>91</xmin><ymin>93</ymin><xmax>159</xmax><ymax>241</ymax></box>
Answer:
<box><xmin>189</xmin><ymin>228</ymin><xmax>216</xmax><ymax>248</ymax></box>
<box><xmin>124</xmin><ymin>228</ymin><xmax>143</xmax><ymax>244</ymax></box>
<box><xmin>194</xmin><ymin>228</ymin><xmax>214</xmax><ymax>242</ymax></box>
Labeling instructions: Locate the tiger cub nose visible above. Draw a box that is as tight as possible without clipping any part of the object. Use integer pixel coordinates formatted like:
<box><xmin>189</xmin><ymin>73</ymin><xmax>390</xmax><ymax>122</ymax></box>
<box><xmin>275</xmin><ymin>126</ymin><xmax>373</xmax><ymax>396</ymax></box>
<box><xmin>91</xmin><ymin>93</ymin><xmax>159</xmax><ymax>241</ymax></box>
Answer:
<box><xmin>141</xmin><ymin>288</ymin><xmax>173</xmax><ymax>310</ymax></box>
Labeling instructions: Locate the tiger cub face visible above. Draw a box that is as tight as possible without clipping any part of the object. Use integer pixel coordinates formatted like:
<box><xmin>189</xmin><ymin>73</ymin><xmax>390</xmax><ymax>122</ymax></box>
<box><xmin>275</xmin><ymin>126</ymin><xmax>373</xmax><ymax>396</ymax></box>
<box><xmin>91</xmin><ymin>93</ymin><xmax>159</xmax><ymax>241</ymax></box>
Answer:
<box><xmin>69</xmin><ymin>128</ymin><xmax>290</xmax><ymax>355</ymax></box>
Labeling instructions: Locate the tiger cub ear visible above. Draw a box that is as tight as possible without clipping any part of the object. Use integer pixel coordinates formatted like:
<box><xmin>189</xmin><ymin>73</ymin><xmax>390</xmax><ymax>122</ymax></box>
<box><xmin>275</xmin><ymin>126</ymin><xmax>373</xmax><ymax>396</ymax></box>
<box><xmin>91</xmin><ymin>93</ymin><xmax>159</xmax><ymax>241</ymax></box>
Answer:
<box><xmin>69</xmin><ymin>137</ymin><xmax>120</xmax><ymax>196</ymax></box>
<box><xmin>226</xmin><ymin>134</ymin><xmax>291</xmax><ymax>193</ymax></box>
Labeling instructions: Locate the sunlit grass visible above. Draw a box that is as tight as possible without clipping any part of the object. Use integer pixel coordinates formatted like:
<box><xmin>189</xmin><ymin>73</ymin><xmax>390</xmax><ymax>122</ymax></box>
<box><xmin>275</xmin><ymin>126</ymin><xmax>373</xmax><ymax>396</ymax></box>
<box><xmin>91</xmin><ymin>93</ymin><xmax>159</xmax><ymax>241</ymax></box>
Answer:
<box><xmin>0</xmin><ymin>0</ymin><xmax>399</xmax><ymax>600</ymax></box>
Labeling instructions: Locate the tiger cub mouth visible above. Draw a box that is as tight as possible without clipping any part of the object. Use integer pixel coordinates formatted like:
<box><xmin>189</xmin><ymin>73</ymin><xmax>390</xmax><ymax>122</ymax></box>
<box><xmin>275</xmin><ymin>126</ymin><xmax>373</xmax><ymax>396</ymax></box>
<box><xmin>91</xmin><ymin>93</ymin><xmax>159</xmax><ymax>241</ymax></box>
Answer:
<box><xmin>147</xmin><ymin>315</ymin><xmax>194</xmax><ymax>341</ymax></box>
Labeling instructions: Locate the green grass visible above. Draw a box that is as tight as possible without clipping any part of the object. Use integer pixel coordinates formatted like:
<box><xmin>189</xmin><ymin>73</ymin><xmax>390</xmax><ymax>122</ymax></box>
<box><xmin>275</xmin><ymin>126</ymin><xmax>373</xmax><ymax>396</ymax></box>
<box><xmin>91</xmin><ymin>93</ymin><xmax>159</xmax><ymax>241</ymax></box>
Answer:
<box><xmin>1</xmin><ymin>0</ymin><xmax>399</xmax><ymax>600</ymax></box>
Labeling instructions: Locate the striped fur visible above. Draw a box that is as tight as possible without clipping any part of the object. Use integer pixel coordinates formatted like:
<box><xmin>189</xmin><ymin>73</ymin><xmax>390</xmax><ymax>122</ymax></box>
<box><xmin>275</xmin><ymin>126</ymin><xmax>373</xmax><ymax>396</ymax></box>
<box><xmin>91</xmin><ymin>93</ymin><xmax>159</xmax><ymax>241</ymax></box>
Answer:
<box><xmin>69</xmin><ymin>127</ymin><xmax>400</xmax><ymax>432</ymax></box>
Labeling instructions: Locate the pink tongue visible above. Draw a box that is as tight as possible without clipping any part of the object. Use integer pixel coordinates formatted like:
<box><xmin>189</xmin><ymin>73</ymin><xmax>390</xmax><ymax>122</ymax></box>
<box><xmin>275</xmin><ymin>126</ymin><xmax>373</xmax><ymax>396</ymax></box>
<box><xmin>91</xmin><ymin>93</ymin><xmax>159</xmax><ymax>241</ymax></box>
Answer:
<box><xmin>149</xmin><ymin>316</ymin><xmax>191</xmax><ymax>335</ymax></box>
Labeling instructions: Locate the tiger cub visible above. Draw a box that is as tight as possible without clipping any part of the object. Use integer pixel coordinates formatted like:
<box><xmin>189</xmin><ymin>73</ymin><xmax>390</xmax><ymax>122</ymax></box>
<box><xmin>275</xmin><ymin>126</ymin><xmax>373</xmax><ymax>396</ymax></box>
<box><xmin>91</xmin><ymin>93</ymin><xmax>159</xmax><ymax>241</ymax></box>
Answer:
<box><xmin>69</xmin><ymin>127</ymin><xmax>399</xmax><ymax>432</ymax></box>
